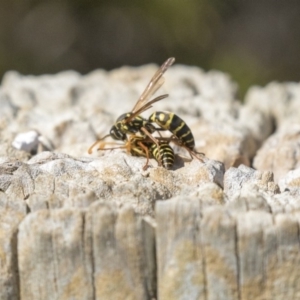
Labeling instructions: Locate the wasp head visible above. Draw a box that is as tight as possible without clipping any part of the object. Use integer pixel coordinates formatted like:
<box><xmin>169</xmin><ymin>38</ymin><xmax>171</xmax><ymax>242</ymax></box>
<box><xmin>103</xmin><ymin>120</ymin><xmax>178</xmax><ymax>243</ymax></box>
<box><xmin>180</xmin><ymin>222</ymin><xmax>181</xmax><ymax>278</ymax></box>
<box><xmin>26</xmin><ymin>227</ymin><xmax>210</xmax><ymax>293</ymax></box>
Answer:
<box><xmin>110</xmin><ymin>125</ymin><xmax>127</xmax><ymax>140</ymax></box>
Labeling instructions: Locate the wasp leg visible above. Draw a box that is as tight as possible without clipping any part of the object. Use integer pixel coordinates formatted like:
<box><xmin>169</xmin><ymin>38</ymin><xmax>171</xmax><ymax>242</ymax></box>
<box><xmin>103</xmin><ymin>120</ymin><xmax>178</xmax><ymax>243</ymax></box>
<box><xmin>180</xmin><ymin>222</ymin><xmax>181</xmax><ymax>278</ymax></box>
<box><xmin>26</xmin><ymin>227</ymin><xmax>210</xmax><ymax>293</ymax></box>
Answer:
<box><xmin>186</xmin><ymin>147</ymin><xmax>205</xmax><ymax>162</ymax></box>
<box><xmin>140</xmin><ymin>127</ymin><xmax>159</xmax><ymax>144</ymax></box>
<box><xmin>174</xmin><ymin>144</ymin><xmax>205</xmax><ymax>162</ymax></box>
<box><xmin>194</xmin><ymin>150</ymin><xmax>206</xmax><ymax>156</ymax></box>
<box><xmin>140</xmin><ymin>127</ymin><xmax>163</xmax><ymax>162</ymax></box>
<box><xmin>166</xmin><ymin>135</ymin><xmax>206</xmax><ymax>162</ymax></box>
<box><xmin>137</xmin><ymin>141</ymin><xmax>151</xmax><ymax>170</ymax></box>
<box><xmin>155</xmin><ymin>127</ymin><xmax>167</xmax><ymax>138</ymax></box>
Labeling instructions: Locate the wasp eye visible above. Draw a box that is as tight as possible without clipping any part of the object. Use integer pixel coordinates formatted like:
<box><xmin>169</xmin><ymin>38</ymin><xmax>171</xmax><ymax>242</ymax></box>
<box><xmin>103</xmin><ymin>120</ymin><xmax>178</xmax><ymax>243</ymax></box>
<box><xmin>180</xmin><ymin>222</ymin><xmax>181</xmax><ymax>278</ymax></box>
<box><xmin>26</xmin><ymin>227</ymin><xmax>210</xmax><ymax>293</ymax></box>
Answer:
<box><xmin>110</xmin><ymin>126</ymin><xmax>126</xmax><ymax>140</ymax></box>
<box><xmin>116</xmin><ymin>113</ymin><xmax>128</xmax><ymax>122</ymax></box>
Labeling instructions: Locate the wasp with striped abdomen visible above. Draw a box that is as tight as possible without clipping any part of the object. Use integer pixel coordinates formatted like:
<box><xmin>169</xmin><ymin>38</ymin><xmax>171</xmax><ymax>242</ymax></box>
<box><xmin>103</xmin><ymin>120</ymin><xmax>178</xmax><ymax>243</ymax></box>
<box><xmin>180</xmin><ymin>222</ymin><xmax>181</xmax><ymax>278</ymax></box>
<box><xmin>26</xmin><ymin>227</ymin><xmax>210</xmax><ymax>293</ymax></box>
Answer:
<box><xmin>148</xmin><ymin>142</ymin><xmax>174</xmax><ymax>170</ymax></box>
<box><xmin>89</xmin><ymin>57</ymin><xmax>203</xmax><ymax>163</ymax></box>
<box><xmin>128</xmin><ymin>136</ymin><xmax>175</xmax><ymax>170</ymax></box>
<box><xmin>96</xmin><ymin>57</ymin><xmax>175</xmax><ymax>144</ymax></box>
<box><xmin>89</xmin><ymin>135</ymin><xmax>175</xmax><ymax>170</ymax></box>
<box><xmin>149</xmin><ymin>112</ymin><xmax>195</xmax><ymax>150</ymax></box>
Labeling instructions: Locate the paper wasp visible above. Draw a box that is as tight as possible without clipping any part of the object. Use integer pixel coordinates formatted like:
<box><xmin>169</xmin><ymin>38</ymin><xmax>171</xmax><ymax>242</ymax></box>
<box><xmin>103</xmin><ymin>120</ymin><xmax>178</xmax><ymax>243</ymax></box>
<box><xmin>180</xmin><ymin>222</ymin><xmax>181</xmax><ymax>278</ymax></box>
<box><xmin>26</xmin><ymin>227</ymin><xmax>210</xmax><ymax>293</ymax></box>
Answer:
<box><xmin>89</xmin><ymin>57</ymin><xmax>204</xmax><ymax>165</ymax></box>
<box><xmin>89</xmin><ymin>135</ymin><xmax>175</xmax><ymax>170</ymax></box>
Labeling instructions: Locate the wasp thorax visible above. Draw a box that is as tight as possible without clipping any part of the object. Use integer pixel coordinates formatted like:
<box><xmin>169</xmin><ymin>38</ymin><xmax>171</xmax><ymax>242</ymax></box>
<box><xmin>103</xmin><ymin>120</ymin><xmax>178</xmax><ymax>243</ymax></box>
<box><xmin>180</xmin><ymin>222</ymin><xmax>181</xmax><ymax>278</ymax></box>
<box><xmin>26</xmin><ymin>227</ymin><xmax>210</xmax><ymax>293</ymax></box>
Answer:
<box><xmin>110</xmin><ymin>125</ymin><xmax>126</xmax><ymax>140</ymax></box>
<box><xmin>116</xmin><ymin>113</ymin><xmax>131</xmax><ymax>122</ymax></box>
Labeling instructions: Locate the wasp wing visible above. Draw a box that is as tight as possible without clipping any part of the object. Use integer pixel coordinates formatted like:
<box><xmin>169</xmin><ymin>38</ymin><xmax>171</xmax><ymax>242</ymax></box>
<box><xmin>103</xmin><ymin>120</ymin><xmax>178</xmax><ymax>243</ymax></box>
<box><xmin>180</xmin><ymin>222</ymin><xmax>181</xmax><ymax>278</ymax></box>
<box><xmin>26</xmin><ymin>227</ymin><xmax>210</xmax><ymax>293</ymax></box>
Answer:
<box><xmin>125</xmin><ymin>94</ymin><xmax>169</xmax><ymax>123</ymax></box>
<box><xmin>130</xmin><ymin>57</ymin><xmax>175</xmax><ymax>114</ymax></box>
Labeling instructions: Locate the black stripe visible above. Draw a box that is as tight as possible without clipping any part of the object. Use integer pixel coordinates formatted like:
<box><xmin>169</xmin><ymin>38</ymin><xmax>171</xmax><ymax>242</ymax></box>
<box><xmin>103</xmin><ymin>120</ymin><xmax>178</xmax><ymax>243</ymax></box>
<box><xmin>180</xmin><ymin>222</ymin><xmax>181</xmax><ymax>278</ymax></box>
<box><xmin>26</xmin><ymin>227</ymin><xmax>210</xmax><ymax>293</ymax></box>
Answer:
<box><xmin>168</xmin><ymin>114</ymin><xmax>182</xmax><ymax>132</ymax></box>
<box><xmin>180</xmin><ymin>133</ymin><xmax>195</xmax><ymax>148</ymax></box>
<box><xmin>162</xmin><ymin>159</ymin><xmax>174</xmax><ymax>169</ymax></box>
<box><xmin>163</xmin><ymin>157</ymin><xmax>174</xmax><ymax>163</ymax></box>
<box><xmin>185</xmin><ymin>140</ymin><xmax>195</xmax><ymax>149</ymax></box>
<box><xmin>176</xmin><ymin>125</ymin><xmax>190</xmax><ymax>139</ymax></box>
<box><xmin>167</xmin><ymin>115</ymin><xmax>193</xmax><ymax>142</ymax></box>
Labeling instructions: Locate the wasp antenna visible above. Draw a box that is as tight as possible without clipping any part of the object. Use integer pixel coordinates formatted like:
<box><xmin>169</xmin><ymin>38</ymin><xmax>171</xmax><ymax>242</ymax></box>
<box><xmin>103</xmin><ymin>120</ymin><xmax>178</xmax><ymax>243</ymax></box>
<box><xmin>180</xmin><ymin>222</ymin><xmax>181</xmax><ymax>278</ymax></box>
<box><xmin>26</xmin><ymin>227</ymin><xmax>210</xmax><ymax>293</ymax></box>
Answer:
<box><xmin>99</xmin><ymin>134</ymin><xmax>111</xmax><ymax>141</ymax></box>
<box><xmin>88</xmin><ymin>134</ymin><xmax>111</xmax><ymax>154</ymax></box>
<box><xmin>88</xmin><ymin>140</ymin><xmax>101</xmax><ymax>154</ymax></box>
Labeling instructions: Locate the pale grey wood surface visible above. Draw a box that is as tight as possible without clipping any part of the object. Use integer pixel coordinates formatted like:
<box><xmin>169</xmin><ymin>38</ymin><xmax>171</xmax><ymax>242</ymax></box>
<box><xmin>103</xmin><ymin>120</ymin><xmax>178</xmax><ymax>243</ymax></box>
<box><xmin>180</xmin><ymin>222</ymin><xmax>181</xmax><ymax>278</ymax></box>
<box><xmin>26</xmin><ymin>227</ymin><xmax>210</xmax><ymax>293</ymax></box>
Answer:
<box><xmin>18</xmin><ymin>209</ymin><xmax>93</xmax><ymax>300</ymax></box>
<box><xmin>202</xmin><ymin>207</ymin><xmax>239</xmax><ymax>300</ymax></box>
<box><xmin>0</xmin><ymin>195</ymin><xmax>298</xmax><ymax>300</ymax></box>
<box><xmin>2</xmin><ymin>56</ymin><xmax>300</xmax><ymax>300</ymax></box>
<box><xmin>156</xmin><ymin>200</ymin><xmax>206</xmax><ymax>300</ymax></box>
<box><xmin>86</xmin><ymin>201</ymin><xmax>156</xmax><ymax>300</ymax></box>
<box><xmin>0</xmin><ymin>201</ymin><xmax>25</xmax><ymax>300</ymax></box>
<box><xmin>156</xmin><ymin>200</ymin><xmax>300</xmax><ymax>300</ymax></box>
<box><xmin>17</xmin><ymin>202</ymin><xmax>156</xmax><ymax>300</ymax></box>
<box><xmin>237</xmin><ymin>211</ymin><xmax>272</xmax><ymax>300</ymax></box>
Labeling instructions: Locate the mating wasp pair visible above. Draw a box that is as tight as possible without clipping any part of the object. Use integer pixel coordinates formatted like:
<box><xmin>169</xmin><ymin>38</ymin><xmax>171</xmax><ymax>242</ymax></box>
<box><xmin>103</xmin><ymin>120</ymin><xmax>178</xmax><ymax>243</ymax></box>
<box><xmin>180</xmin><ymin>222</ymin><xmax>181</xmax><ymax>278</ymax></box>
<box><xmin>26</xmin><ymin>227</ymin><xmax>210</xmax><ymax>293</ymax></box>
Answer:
<box><xmin>88</xmin><ymin>57</ymin><xmax>204</xmax><ymax>170</ymax></box>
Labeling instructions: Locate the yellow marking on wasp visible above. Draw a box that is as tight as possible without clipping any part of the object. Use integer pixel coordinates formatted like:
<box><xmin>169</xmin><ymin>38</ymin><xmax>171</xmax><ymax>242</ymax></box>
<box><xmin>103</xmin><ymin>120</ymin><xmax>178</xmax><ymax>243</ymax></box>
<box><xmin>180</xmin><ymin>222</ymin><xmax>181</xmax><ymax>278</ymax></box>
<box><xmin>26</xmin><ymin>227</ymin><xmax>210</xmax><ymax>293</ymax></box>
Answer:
<box><xmin>158</xmin><ymin>113</ymin><xmax>165</xmax><ymax>122</ymax></box>
<box><xmin>185</xmin><ymin>138</ymin><xmax>194</xmax><ymax>143</ymax></box>
<box><xmin>179</xmin><ymin>131</ymin><xmax>192</xmax><ymax>138</ymax></box>
<box><xmin>173</xmin><ymin>121</ymin><xmax>185</xmax><ymax>133</ymax></box>
<box><xmin>164</xmin><ymin>113</ymin><xmax>174</xmax><ymax>127</ymax></box>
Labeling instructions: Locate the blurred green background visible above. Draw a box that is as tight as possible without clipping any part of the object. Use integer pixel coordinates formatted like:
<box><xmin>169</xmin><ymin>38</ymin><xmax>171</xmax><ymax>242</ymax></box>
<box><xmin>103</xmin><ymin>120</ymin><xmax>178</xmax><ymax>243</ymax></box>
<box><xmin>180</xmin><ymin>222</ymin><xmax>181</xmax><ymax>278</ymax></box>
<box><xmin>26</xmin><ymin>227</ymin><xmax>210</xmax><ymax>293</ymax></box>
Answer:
<box><xmin>1</xmin><ymin>0</ymin><xmax>300</xmax><ymax>97</ymax></box>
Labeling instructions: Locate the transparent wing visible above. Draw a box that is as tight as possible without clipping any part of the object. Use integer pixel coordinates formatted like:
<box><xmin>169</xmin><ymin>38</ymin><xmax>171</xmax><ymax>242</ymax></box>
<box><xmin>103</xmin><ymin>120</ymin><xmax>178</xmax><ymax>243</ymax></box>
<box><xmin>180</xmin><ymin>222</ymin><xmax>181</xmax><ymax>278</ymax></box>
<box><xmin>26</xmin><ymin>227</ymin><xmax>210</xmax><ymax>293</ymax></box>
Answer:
<box><xmin>131</xmin><ymin>57</ymin><xmax>175</xmax><ymax>114</ymax></box>
<box><xmin>125</xmin><ymin>94</ymin><xmax>168</xmax><ymax>123</ymax></box>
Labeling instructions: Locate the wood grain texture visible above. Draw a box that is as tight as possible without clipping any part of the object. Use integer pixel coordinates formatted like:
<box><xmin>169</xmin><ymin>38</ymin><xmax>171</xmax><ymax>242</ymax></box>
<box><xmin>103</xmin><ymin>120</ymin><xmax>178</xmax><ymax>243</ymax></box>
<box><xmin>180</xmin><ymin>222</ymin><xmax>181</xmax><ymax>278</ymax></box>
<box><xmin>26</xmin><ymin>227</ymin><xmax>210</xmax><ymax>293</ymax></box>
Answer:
<box><xmin>5</xmin><ymin>197</ymin><xmax>300</xmax><ymax>300</ymax></box>
<box><xmin>18</xmin><ymin>202</ymin><xmax>155</xmax><ymax>300</ymax></box>
<box><xmin>156</xmin><ymin>200</ymin><xmax>300</xmax><ymax>300</ymax></box>
<box><xmin>86</xmin><ymin>201</ymin><xmax>156</xmax><ymax>300</ymax></box>
<box><xmin>18</xmin><ymin>209</ymin><xmax>93</xmax><ymax>300</ymax></box>
<box><xmin>0</xmin><ymin>204</ymin><xmax>25</xmax><ymax>300</ymax></box>
<box><xmin>156</xmin><ymin>199</ymin><xmax>206</xmax><ymax>300</ymax></box>
<box><xmin>236</xmin><ymin>211</ymin><xmax>273</xmax><ymax>300</ymax></box>
<box><xmin>201</xmin><ymin>206</ymin><xmax>239</xmax><ymax>300</ymax></box>
<box><xmin>264</xmin><ymin>213</ymin><xmax>300</xmax><ymax>300</ymax></box>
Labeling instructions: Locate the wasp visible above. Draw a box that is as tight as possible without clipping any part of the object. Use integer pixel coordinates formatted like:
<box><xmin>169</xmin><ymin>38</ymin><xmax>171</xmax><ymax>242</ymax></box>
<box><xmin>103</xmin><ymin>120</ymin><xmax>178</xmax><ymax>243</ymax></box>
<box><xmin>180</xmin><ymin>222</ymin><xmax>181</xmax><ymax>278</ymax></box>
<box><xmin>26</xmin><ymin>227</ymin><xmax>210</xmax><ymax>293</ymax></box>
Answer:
<box><xmin>148</xmin><ymin>112</ymin><xmax>195</xmax><ymax>150</ymax></box>
<box><xmin>90</xmin><ymin>135</ymin><xmax>175</xmax><ymax>170</ymax></box>
<box><xmin>128</xmin><ymin>136</ymin><xmax>174</xmax><ymax>170</ymax></box>
<box><xmin>89</xmin><ymin>57</ymin><xmax>203</xmax><ymax>161</ymax></box>
<box><xmin>99</xmin><ymin>57</ymin><xmax>175</xmax><ymax>144</ymax></box>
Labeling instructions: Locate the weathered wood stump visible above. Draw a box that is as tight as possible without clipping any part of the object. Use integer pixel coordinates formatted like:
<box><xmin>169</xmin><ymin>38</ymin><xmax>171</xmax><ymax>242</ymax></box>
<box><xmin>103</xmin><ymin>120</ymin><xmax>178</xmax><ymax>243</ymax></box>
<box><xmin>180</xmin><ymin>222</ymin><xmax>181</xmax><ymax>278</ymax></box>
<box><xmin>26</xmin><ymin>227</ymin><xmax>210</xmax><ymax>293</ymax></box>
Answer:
<box><xmin>17</xmin><ymin>203</ymin><xmax>156</xmax><ymax>300</ymax></box>
<box><xmin>1</xmin><ymin>63</ymin><xmax>300</xmax><ymax>299</ymax></box>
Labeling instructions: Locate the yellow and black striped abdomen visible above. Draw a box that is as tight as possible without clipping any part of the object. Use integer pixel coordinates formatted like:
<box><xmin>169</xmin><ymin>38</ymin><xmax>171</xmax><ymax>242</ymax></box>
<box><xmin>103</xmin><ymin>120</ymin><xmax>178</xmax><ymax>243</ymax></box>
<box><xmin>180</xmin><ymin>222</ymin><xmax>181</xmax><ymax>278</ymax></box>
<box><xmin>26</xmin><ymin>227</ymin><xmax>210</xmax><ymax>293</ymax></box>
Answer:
<box><xmin>130</xmin><ymin>145</ymin><xmax>146</xmax><ymax>157</ymax></box>
<box><xmin>150</xmin><ymin>143</ymin><xmax>174</xmax><ymax>169</ymax></box>
<box><xmin>149</xmin><ymin>111</ymin><xmax>195</xmax><ymax>150</ymax></box>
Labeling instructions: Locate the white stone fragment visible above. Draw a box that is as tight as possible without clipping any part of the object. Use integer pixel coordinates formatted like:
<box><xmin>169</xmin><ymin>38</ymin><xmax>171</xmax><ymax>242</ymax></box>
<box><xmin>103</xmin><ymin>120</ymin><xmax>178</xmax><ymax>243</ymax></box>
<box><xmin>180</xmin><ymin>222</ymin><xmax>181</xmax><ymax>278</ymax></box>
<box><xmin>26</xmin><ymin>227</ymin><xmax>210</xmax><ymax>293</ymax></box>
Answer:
<box><xmin>12</xmin><ymin>131</ymin><xmax>39</xmax><ymax>153</ymax></box>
